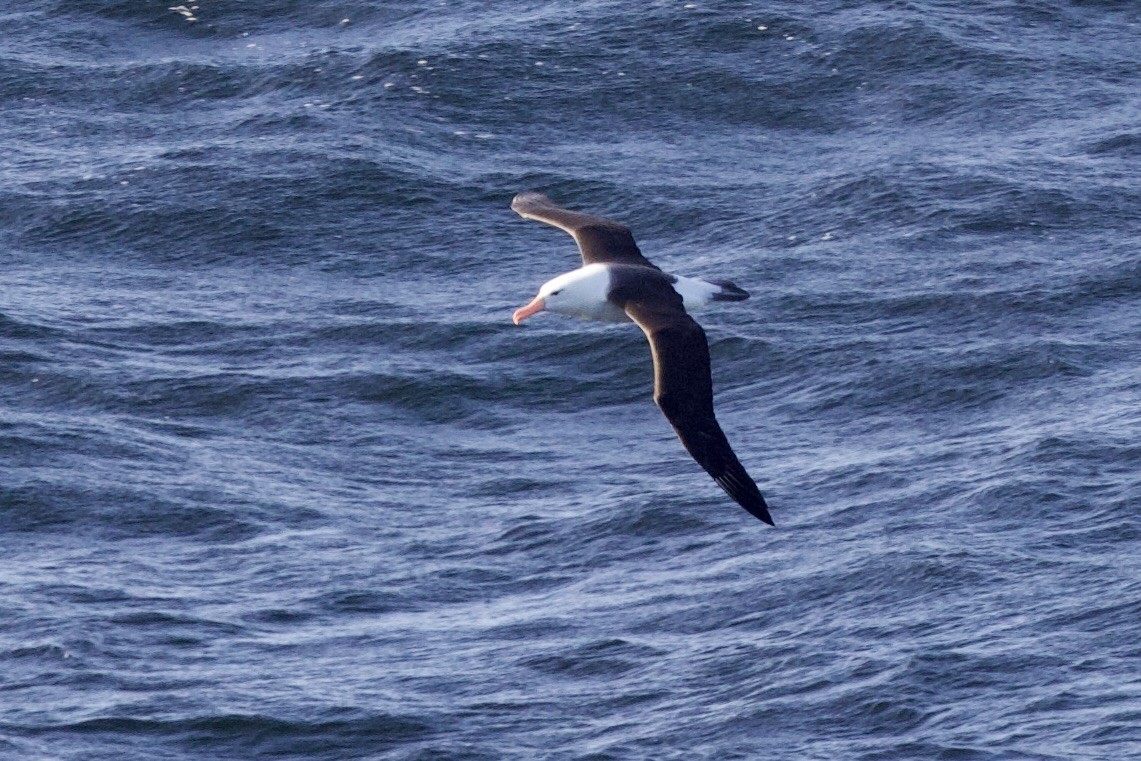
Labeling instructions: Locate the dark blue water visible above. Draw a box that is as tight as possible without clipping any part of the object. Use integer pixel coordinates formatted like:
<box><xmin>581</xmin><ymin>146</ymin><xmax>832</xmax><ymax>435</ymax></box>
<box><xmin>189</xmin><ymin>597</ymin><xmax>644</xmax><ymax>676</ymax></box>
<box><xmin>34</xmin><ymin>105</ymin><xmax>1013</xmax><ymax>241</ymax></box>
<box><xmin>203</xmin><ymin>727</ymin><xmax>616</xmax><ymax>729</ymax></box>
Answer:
<box><xmin>2</xmin><ymin>1</ymin><xmax>1139</xmax><ymax>759</ymax></box>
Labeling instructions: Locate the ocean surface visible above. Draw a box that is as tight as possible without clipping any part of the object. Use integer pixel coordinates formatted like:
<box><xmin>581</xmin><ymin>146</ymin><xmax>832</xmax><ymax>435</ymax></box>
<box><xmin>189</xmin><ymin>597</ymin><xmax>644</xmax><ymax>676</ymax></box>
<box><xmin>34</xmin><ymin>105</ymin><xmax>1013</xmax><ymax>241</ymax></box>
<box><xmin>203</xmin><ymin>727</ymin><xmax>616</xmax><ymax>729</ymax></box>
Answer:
<box><xmin>1</xmin><ymin>1</ymin><xmax>1139</xmax><ymax>759</ymax></box>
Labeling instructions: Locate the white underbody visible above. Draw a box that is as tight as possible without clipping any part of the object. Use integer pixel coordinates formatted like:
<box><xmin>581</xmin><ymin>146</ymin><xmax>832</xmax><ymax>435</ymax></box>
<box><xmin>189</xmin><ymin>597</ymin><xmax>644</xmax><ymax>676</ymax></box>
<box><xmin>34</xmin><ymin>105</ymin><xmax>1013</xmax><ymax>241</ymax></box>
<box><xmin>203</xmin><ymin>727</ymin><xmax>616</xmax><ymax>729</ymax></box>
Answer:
<box><xmin>538</xmin><ymin>263</ymin><xmax>720</xmax><ymax>323</ymax></box>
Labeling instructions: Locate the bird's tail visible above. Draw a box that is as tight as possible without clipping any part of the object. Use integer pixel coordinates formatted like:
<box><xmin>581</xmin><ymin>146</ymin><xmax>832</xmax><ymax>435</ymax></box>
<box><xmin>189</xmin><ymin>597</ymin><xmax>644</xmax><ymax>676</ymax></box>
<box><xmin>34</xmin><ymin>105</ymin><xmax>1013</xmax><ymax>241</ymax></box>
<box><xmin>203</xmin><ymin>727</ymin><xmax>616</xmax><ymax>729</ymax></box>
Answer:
<box><xmin>707</xmin><ymin>279</ymin><xmax>750</xmax><ymax>301</ymax></box>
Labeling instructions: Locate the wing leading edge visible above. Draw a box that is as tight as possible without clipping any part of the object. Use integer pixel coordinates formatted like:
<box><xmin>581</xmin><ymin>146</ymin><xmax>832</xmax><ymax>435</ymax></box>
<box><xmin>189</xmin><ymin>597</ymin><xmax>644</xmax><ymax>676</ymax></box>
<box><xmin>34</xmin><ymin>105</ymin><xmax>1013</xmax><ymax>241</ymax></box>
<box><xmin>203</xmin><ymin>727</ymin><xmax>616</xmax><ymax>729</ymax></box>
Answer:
<box><xmin>511</xmin><ymin>192</ymin><xmax>660</xmax><ymax>270</ymax></box>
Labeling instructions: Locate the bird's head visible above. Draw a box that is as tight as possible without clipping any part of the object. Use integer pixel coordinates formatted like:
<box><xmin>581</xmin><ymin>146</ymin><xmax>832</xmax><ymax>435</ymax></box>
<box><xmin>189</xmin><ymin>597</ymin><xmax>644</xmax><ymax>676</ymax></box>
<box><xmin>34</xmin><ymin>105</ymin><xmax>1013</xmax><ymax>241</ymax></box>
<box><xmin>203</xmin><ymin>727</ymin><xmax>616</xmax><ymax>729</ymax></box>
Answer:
<box><xmin>513</xmin><ymin>265</ymin><xmax>610</xmax><ymax>324</ymax></box>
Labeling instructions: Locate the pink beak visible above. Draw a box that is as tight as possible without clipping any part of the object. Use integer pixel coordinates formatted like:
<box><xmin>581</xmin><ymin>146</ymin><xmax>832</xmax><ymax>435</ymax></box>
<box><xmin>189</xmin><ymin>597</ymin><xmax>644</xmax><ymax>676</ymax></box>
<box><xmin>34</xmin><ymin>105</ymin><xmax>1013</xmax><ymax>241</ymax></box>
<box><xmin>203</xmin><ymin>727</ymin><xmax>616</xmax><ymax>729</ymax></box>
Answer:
<box><xmin>512</xmin><ymin>296</ymin><xmax>545</xmax><ymax>325</ymax></box>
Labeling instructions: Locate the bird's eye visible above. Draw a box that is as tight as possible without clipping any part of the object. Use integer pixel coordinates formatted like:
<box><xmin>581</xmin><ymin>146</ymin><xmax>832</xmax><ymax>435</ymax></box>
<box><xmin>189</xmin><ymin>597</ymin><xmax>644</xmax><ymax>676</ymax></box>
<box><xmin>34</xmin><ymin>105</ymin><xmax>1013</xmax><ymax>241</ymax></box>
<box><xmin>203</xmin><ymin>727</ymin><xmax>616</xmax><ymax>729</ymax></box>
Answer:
<box><xmin>551</xmin><ymin>289</ymin><xmax>562</xmax><ymax>296</ymax></box>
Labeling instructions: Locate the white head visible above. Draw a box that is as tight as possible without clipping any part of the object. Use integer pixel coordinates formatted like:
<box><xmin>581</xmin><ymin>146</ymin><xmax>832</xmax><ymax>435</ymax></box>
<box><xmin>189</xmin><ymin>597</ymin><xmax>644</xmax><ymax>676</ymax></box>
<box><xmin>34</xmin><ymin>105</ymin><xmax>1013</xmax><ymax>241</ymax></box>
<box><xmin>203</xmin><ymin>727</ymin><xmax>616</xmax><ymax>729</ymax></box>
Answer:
<box><xmin>513</xmin><ymin>263</ymin><xmax>613</xmax><ymax>324</ymax></box>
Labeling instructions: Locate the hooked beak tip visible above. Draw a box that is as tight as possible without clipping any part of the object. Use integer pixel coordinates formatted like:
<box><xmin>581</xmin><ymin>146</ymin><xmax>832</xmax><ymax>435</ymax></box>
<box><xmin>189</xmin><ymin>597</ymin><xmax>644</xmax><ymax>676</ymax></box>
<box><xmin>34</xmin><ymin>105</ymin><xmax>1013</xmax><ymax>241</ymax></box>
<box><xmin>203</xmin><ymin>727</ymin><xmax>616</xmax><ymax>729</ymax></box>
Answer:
<box><xmin>512</xmin><ymin>296</ymin><xmax>545</xmax><ymax>325</ymax></box>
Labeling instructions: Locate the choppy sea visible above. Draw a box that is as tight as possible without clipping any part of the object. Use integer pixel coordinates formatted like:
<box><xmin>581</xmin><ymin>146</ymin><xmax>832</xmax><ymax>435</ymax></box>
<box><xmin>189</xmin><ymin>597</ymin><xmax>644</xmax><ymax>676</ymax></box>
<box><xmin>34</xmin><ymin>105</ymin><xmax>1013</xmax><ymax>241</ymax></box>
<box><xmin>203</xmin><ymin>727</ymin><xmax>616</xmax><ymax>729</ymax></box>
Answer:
<box><xmin>2</xmin><ymin>1</ymin><xmax>1139</xmax><ymax>759</ymax></box>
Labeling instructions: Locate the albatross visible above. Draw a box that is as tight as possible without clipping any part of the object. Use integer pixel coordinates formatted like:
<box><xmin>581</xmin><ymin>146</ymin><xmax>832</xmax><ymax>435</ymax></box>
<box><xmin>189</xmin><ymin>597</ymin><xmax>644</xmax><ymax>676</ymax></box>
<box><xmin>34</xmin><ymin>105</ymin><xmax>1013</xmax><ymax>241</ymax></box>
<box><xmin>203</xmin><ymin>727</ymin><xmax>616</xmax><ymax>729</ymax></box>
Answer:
<box><xmin>511</xmin><ymin>192</ymin><xmax>773</xmax><ymax>525</ymax></box>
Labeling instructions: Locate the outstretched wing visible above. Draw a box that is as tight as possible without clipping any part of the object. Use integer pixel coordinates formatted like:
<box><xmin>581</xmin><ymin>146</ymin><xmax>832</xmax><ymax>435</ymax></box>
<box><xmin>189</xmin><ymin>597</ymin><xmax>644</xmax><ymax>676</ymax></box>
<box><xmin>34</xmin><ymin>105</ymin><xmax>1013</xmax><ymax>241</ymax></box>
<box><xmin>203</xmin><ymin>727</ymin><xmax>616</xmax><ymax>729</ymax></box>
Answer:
<box><xmin>511</xmin><ymin>191</ymin><xmax>660</xmax><ymax>270</ymax></box>
<box><xmin>624</xmin><ymin>299</ymin><xmax>773</xmax><ymax>525</ymax></box>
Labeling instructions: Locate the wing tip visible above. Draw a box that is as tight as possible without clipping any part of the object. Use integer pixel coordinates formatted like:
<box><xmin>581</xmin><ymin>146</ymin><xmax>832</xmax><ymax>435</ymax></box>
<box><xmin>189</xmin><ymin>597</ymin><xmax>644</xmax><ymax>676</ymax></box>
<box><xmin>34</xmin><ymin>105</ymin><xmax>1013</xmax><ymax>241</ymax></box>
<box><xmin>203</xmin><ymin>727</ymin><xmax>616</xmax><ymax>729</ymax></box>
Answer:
<box><xmin>736</xmin><ymin>491</ymin><xmax>774</xmax><ymax>525</ymax></box>
<box><xmin>511</xmin><ymin>190</ymin><xmax>553</xmax><ymax>215</ymax></box>
<box><xmin>714</xmin><ymin>472</ymin><xmax>775</xmax><ymax>526</ymax></box>
<box><xmin>753</xmin><ymin>502</ymin><xmax>776</xmax><ymax>526</ymax></box>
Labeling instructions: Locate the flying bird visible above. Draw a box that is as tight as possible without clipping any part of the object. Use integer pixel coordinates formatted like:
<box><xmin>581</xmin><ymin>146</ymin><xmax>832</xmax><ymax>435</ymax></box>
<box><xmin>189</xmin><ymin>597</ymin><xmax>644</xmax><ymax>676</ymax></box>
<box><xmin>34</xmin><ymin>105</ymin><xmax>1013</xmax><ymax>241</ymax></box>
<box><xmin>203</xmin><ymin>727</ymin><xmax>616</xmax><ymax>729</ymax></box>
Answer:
<box><xmin>511</xmin><ymin>192</ymin><xmax>773</xmax><ymax>525</ymax></box>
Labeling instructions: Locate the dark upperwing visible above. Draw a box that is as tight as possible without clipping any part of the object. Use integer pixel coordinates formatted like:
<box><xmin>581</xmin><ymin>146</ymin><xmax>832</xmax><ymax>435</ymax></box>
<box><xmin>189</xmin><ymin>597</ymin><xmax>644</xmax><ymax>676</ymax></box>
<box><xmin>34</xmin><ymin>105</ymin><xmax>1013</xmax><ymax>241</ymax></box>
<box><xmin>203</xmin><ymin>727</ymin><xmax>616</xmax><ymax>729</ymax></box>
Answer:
<box><xmin>623</xmin><ymin>297</ymin><xmax>774</xmax><ymax>525</ymax></box>
<box><xmin>511</xmin><ymin>191</ymin><xmax>661</xmax><ymax>270</ymax></box>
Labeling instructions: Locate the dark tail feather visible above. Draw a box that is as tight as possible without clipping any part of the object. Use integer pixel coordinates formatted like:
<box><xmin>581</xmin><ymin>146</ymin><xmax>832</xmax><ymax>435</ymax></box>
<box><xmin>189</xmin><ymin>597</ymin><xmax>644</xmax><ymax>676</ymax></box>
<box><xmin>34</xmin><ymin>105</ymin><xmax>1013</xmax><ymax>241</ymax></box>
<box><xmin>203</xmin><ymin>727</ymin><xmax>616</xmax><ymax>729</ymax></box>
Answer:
<box><xmin>708</xmin><ymin>279</ymin><xmax>750</xmax><ymax>302</ymax></box>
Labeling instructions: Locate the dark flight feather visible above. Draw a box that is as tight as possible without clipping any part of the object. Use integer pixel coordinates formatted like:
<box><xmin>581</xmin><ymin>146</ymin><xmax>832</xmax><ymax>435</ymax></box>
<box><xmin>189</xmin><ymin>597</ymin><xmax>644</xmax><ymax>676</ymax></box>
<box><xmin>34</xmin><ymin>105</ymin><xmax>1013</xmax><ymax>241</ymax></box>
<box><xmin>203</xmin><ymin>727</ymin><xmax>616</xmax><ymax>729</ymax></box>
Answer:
<box><xmin>511</xmin><ymin>192</ymin><xmax>661</xmax><ymax>270</ymax></box>
<box><xmin>623</xmin><ymin>294</ymin><xmax>773</xmax><ymax>525</ymax></box>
